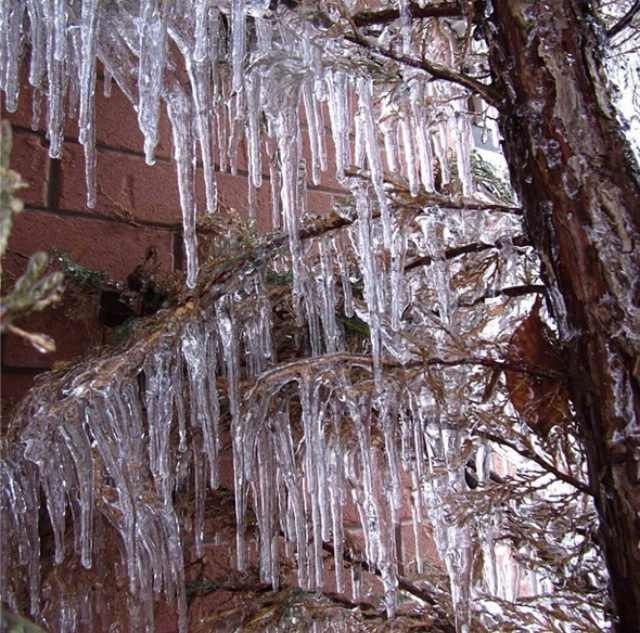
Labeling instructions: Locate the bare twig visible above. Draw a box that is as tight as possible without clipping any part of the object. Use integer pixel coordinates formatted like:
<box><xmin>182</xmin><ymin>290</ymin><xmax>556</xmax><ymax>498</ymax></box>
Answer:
<box><xmin>479</xmin><ymin>430</ymin><xmax>594</xmax><ymax>496</ymax></box>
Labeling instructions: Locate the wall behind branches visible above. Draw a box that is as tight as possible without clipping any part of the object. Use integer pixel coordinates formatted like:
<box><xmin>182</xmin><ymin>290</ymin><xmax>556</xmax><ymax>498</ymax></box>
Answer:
<box><xmin>0</xmin><ymin>67</ymin><xmax>343</xmax><ymax>416</ymax></box>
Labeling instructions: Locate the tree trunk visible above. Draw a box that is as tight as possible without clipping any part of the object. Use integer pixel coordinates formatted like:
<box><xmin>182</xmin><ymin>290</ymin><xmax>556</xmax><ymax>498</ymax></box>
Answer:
<box><xmin>485</xmin><ymin>1</ymin><xmax>640</xmax><ymax>630</ymax></box>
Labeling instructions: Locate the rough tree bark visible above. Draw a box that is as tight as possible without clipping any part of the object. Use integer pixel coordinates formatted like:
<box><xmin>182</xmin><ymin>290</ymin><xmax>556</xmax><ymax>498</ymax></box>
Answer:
<box><xmin>485</xmin><ymin>1</ymin><xmax>640</xmax><ymax>630</ymax></box>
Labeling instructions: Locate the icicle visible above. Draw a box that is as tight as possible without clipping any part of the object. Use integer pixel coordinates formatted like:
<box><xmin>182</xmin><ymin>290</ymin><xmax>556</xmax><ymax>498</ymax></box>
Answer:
<box><xmin>299</xmin><ymin>376</ymin><xmax>324</xmax><ymax>590</ymax></box>
<box><xmin>358</xmin><ymin>77</ymin><xmax>393</xmax><ymax>248</ymax></box>
<box><xmin>255</xmin><ymin>431</ymin><xmax>277</xmax><ymax>587</ymax></box>
<box><xmin>192</xmin><ymin>440</ymin><xmax>205</xmax><ymax>559</ymax></box>
<box><xmin>58</xmin><ymin>418</ymin><xmax>94</xmax><ymax>570</ymax></box>
<box><xmin>398</xmin><ymin>0</ymin><xmax>412</xmax><ymax>55</ymax></box>
<box><xmin>1</xmin><ymin>1</ymin><xmax>25</xmax><ymax>113</ymax></box>
<box><xmin>390</xmin><ymin>228</ymin><xmax>408</xmax><ymax>331</ymax></box>
<box><xmin>327</xmin><ymin>70</ymin><xmax>348</xmax><ymax>180</ymax></box>
<box><xmin>24</xmin><ymin>437</ymin><xmax>67</xmax><ymax>566</ymax></box>
<box><xmin>328</xmin><ymin>413</ymin><xmax>345</xmax><ymax>594</ymax></box>
<box><xmin>228</xmin><ymin>92</ymin><xmax>244</xmax><ymax>176</ymax></box>
<box><xmin>103</xmin><ymin>67</ymin><xmax>113</xmax><ymax>97</ymax></box>
<box><xmin>193</xmin><ymin>0</ymin><xmax>209</xmax><ymax>64</ymax></box>
<box><xmin>435</xmin><ymin>116</ymin><xmax>451</xmax><ymax>185</ymax></box>
<box><xmin>352</xmin><ymin>181</ymin><xmax>383</xmax><ymax>387</ymax></box>
<box><xmin>381</xmin><ymin>116</ymin><xmax>400</xmax><ymax>174</ymax></box>
<box><xmin>231</xmin><ymin>0</ymin><xmax>246</xmax><ymax>95</ymax></box>
<box><xmin>454</xmin><ymin>110</ymin><xmax>474</xmax><ymax>196</ymax></box>
<box><xmin>317</xmin><ymin>238</ymin><xmax>341</xmax><ymax>353</ymax></box>
<box><xmin>168</xmin><ymin>21</ymin><xmax>218</xmax><ymax>215</ymax></box>
<box><xmin>266</xmin><ymin>136</ymin><xmax>282</xmax><ymax>229</ymax></box>
<box><xmin>26</xmin><ymin>0</ymin><xmax>45</xmax><ymax>90</ymax></box>
<box><xmin>332</xmin><ymin>234</ymin><xmax>354</xmax><ymax>318</ymax></box>
<box><xmin>215</xmin><ymin>101</ymin><xmax>228</xmax><ymax>173</ymax></box>
<box><xmin>138</xmin><ymin>0</ymin><xmax>169</xmax><ymax>165</ymax></box>
<box><xmin>42</xmin><ymin>0</ymin><xmax>65</xmax><ymax>158</ymax></box>
<box><xmin>353</xmin><ymin>111</ymin><xmax>366</xmax><ymax>169</ymax></box>
<box><xmin>144</xmin><ymin>345</ymin><xmax>176</xmax><ymax>506</ymax></box>
<box><xmin>344</xmin><ymin>390</ymin><xmax>397</xmax><ymax>616</ymax></box>
<box><xmin>166</xmin><ymin>88</ymin><xmax>198</xmax><ymax>288</ymax></box>
<box><xmin>53</xmin><ymin>0</ymin><xmax>67</xmax><ymax>63</ymax></box>
<box><xmin>87</xmin><ymin>391</ymin><xmax>138</xmax><ymax>595</ymax></box>
<box><xmin>410</xmin><ymin>79</ymin><xmax>435</xmax><ymax>192</ymax></box>
<box><xmin>400</xmin><ymin>103</ymin><xmax>419</xmax><ymax>197</ymax></box>
<box><xmin>78</xmin><ymin>0</ymin><xmax>99</xmax><ymax>207</ymax></box>
<box><xmin>245</xmin><ymin>70</ymin><xmax>263</xmax><ymax>189</ymax></box>
<box><xmin>181</xmin><ymin>318</ymin><xmax>219</xmax><ymax>491</ymax></box>
<box><xmin>377</xmin><ymin>389</ymin><xmax>402</xmax><ymax>526</ymax></box>
<box><xmin>273</xmin><ymin>408</ymin><xmax>309</xmax><ymax>590</ymax></box>
<box><xmin>217</xmin><ymin>296</ymin><xmax>246</xmax><ymax>571</ymax></box>
<box><xmin>301</xmin><ymin>33</ymin><xmax>325</xmax><ymax>186</ymax></box>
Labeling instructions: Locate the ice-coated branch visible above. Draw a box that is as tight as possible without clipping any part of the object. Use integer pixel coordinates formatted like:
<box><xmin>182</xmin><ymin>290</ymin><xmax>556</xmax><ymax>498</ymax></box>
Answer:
<box><xmin>343</xmin><ymin>34</ymin><xmax>501</xmax><ymax>107</ymax></box>
<box><xmin>352</xmin><ymin>1</ymin><xmax>462</xmax><ymax>28</ymax></box>
<box><xmin>404</xmin><ymin>234</ymin><xmax>531</xmax><ymax>273</ymax></box>
<box><xmin>607</xmin><ymin>0</ymin><xmax>640</xmax><ymax>39</ymax></box>
<box><xmin>462</xmin><ymin>284</ymin><xmax>546</xmax><ymax>307</ymax></box>
<box><xmin>321</xmin><ymin>541</ymin><xmax>457</xmax><ymax>633</ymax></box>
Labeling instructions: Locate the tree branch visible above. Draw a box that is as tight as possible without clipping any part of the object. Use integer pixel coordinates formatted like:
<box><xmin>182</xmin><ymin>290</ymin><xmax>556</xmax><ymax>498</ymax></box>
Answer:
<box><xmin>479</xmin><ymin>430</ymin><xmax>594</xmax><ymax>496</ymax></box>
<box><xmin>404</xmin><ymin>233</ymin><xmax>531</xmax><ymax>273</ymax></box>
<box><xmin>461</xmin><ymin>284</ymin><xmax>546</xmax><ymax>307</ymax></box>
<box><xmin>607</xmin><ymin>0</ymin><xmax>640</xmax><ymax>39</ymax></box>
<box><xmin>344</xmin><ymin>33</ymin><xmax>501</xmax><ymax>106</ymax></box>
<box><xmin>321</xmin><ymin>542</ymin><xmax>456</xmax><ymax>632</ymax></box>
<box><xmin>352</xmin><ymin>1</ymin><xmax>462</xmax><ymax>28</ymax></box>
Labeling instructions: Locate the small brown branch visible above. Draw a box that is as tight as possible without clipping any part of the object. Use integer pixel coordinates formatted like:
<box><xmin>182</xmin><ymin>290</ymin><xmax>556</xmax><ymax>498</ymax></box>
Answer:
<box><xmin>479</xmin><ymin>431</ymin><xmax>594</xmax><ymax>496</ymax></box>
<box><xmin>607</xmin><ymin>0</ymin><xmax>640</xmax><ymax>39</ymax></box>
<box><xmin>462</xmin><ymin>284</ymin><xmax>546</xmax><ymax>307</ymax></box>
<box><xmin>404</xmin><ymin>234</ymin><xmax>531</xmax><ymax>273</ymax></box>
<box><xmin>352</xmin><ymin>1</ymin><xmax>462</xmax><ymax>27</ymax></box>
<box><xmin>421</xmin><ymin>355</ymin><xmax>564</xmax><ymax>381</ymax></box>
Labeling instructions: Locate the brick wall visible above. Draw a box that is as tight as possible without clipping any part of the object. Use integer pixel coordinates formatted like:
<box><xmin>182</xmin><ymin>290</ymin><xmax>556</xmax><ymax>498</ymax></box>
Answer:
<box><xmin>1</xmin><ymin>70</ymin><xmax>342</xmax><ymax>415</ymax></box>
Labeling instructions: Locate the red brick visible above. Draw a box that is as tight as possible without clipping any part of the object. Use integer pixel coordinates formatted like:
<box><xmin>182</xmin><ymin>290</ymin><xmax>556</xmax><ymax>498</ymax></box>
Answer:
<box><xmin>58</xmin><ymin>143</ymin><xmax>183</xmax><ymax>225</ymax></box>
<box><xmin>8</xmin><ymin>129</ymin><xmax>50</xmax><ymax>207</ymax></box>
<box><xmin>0</xmin><ymin>297</ymin><xmax>105</xmax><ymax>369</ymax></box>
<box><xmin>0</xmin><ymin>367</ymin><xmax>43</xmax><ymax>419</ymax></box>
<box><xmin>306</xmin><ymin>190</ymin><xmax>334</xmax><ymax>216</ymax></box>
<box><xmin>4</xmin><ymin>209</ymin><xmax>174</xmax><ymax>282</ymax></box>
<box><xmin>2</xmin><ymin>211</ymin><xmax>174</xmax><ymax>368</ymax></box>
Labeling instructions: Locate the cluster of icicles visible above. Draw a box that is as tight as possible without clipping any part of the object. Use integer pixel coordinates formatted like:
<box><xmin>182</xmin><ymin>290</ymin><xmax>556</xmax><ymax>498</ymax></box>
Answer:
<box><xmin>0</xmin><ymin>277</ymin><xmax>476</xmax><ymax>633</ymax></box>
<box><xmin>1</xmin><ymin>188</ymin><xmax>527</xmax><ymax>633</ymax></box>
<box><xmin>0</xmin><ymin>1</ymin><xmax>516</xmax><ymax>632</ymax></box>
<box><xmin>0</xmin><ymin>0</ymin><xmax>476</xmax><ymax>289</ymax></box>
